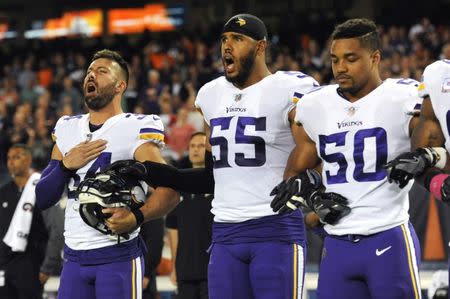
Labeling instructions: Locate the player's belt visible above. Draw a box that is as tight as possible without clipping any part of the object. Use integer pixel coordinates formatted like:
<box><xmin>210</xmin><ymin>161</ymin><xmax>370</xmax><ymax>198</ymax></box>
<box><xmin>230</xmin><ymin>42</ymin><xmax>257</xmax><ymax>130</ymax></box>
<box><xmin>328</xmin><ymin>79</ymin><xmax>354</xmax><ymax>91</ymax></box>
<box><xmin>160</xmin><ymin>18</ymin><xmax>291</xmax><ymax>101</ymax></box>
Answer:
<box><xmin>328</xmin><ymin>234</ymin><xmax>367</xmax><ymax>243</ymax></box>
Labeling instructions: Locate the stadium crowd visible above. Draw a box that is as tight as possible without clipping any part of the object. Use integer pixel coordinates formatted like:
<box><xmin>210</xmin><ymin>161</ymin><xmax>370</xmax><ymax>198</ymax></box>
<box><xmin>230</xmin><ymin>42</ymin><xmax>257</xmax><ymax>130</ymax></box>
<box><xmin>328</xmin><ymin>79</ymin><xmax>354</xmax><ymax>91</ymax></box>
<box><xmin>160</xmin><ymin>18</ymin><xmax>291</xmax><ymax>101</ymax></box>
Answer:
<box><xmin>1</xmin><ymin>17</ymin><xmax>450</xmax><ymax>179</ymax></box>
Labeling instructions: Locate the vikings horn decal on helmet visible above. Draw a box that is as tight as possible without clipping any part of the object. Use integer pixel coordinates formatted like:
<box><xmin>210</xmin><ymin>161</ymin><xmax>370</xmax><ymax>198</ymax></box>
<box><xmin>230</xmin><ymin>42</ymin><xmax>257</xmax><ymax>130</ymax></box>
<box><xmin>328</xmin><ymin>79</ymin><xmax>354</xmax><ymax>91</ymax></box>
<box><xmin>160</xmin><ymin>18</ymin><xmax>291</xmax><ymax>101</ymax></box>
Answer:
<box><xmin>77</xmin><ymin>170</ymin><xmax>146</xmax><ymax>238</ymax></box>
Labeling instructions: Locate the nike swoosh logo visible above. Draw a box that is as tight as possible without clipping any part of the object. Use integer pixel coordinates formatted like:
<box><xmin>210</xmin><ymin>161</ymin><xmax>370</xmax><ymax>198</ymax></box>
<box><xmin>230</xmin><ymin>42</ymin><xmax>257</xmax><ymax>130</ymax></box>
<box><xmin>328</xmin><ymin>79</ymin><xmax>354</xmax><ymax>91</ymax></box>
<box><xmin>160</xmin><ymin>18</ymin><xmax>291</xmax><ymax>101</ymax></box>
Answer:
<box><xmin>376</xmin><ymin>246</ymin><xmax>392</xmax><ymax>256</ymax></box>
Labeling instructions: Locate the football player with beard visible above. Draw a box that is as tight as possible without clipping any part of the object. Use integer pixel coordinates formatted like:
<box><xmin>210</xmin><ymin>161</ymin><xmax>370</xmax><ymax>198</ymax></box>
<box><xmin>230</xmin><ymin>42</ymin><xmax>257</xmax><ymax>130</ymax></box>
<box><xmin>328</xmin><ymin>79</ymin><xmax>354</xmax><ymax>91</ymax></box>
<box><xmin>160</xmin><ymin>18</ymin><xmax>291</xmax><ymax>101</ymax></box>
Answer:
<box><xmin>35</xmin><ymin>49</ymin><xmax>179</xmax><ymax>299</ymax></box>
<box><xmin>106</xmin><ymin>14</ymin><xmax>321</xmax><ymax>299</ymax></box>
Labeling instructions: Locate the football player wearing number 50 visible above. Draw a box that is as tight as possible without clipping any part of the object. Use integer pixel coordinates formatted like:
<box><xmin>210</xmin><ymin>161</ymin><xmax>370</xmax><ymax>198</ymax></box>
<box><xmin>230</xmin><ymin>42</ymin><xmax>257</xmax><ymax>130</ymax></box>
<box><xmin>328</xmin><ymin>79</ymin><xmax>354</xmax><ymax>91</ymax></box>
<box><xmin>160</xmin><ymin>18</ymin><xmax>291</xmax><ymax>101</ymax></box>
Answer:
<box><xmin>35</xmin><ymin>49</ymin><xmax>179</xmax><ymax>299</ymax></box>
<box><xmin>271</xmin><ymin>18</ymin><xmax>423</xmax><ymax>299</ymax></box>
<box><xmin>107</xmin><ymin>13</ymin><xmax>321</xmax><ymax>299</ymax></box>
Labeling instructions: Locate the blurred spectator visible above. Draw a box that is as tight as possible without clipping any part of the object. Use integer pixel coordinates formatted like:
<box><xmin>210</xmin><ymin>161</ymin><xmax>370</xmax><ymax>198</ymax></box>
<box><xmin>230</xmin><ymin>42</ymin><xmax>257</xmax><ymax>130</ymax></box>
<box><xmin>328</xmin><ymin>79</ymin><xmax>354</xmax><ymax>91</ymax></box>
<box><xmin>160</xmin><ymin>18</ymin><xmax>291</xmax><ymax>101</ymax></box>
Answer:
<box><xmin>159</xmin><ymin>92</ymin><xmax>176</xmax><ymax>128</ymax></box>
<box><xmin>35</xmin><ymin>90</ymin><xmax>57</xmax><ymax>127</ymax></box>
<box><xmin>19</xmin><ymin>78</ymin><xmax>40</xmax><ymax>106</ymax></box>
<box><xmin>0</xmin><ymin>144</ymin><xmax>64</xmax><ymax>299</ymax></box>
<box><xmin>37</xmin><ymin>59</ymin><xmax>53</xmax><ymax>89</ymax></box>
<box><xmin>409</xmin><ymin>17</ymin><xmax>435</xmax><ymax>40</ymax></box>
<box><xmin>8</xmin><ymin>107</ymin><xmax>30</xmax><ymax>145</ymax></box>
<box><xmin>0</xmin><ymin>78</ymin><xmax>19</xmax><ymax>106</ymax></box>
<box><xmin>140</xmin><ymin>69</ymin><xmax>165</xmax><ymax>115</ymax></box>
<box><xmin>167</xmin><ymin>108</ymin><xmax>196</xmax><ymax>159</ymax></box>
<box><xmin>124</xmin><ymin>76</ymin><xmax>139</xmax><ymax>113</ymax></box>
<box><xmin>17</xmin><ymin>59</ymin><xmax>36</xmax><ymax>91</ymax></box>
<box><xmin>69</xmin><ymin>53</ymin><xmax>86</xmax><ymax>85</ymax></box>
<box><xmin>28</xmin><ymin>120</ymin><xmax>53</xmax><ymax>171</ymax></box>
<box><xmin>58</xmin><ymin>76</ymin><xmax>83</xmax><ymax>114</ymax></box>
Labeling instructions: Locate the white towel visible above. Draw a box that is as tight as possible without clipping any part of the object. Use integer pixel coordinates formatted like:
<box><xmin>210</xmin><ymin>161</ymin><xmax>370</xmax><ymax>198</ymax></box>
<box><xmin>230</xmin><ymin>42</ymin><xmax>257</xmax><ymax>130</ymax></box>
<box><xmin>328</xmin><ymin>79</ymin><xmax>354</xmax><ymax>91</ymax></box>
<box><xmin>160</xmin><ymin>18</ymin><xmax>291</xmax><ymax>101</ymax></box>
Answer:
<box><xmin>3</xmin><ymin>172</ymin><xmax>41</xmax><ymax>252</ymax></box>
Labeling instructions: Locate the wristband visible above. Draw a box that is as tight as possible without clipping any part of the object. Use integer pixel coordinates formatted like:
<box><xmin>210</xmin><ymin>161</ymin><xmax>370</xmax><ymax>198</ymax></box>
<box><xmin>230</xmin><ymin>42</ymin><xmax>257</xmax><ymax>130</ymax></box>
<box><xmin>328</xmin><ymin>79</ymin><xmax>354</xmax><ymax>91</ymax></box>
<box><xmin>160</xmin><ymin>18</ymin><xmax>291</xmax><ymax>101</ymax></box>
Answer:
<box><xmin>429</xmin><ymin>174</ymin><xmax>450</xmax><ymax>201</ymax></box>
<box><xmin>432</xmin><ymin>147</ymin><xmax>447</xmax><ymax>169</ymax></box>
<box><xmin>131</xmin><ymin>208</ymin><xmax>145</xmax><ymax>227</ymax></box>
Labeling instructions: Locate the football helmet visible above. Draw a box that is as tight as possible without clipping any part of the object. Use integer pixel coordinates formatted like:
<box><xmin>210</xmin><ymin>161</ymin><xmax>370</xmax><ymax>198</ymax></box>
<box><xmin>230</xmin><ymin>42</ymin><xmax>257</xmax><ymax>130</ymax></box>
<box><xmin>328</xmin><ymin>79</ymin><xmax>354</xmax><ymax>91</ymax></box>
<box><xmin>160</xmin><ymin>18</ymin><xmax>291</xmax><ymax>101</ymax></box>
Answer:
<box><xmin>77</xmin><ymin>170</ymin><xmax>146</xmax><ymax>237</ymax></box>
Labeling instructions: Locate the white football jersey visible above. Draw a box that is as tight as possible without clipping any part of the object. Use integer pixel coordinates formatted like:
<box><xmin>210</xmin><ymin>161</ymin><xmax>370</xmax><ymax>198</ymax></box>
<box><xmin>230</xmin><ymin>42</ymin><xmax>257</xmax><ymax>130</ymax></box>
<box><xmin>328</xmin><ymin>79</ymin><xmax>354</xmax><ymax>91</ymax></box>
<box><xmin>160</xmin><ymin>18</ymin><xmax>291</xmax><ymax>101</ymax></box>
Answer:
<box><xmin>195</xmin><ymin>71</ymin><xmax>319</xmax><ymax>222</ymax></box>
<box><xmin>296</xmin><ymin>79</ymin><xmax>422</xmax><ymax>235</ymax></box>
<box><xmin>53</xmin><ymin>113</ymin><xmax>164</xmax><ymax>250</ymax></box>
<box><xmin>420</xmin><ymin>60</ymin><xmax>450</xmax><ymax>151</ymax></box>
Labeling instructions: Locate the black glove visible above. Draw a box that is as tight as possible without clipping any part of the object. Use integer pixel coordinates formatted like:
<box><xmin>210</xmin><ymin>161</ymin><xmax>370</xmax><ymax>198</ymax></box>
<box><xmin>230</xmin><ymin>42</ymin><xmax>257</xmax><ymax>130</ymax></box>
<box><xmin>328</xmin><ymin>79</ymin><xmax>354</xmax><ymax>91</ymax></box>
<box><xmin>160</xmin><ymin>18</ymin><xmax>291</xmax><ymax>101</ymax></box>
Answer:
<box><xmin>270</xmin><ymin>169</ymin><xmax>322</xmax><ymax>214</ymax></box>
<box><xmin>106</xmin><ymin>160</ymin><xmax>150</xmax><ymax>183</ymax></box>
<box><xmin>308</xmin><ymin>191</ymin><xmax>351</xmax><ymax>225</ymax></box>
<box><xmin>384</xmin><ymin>148</ymin><xmax>438</xmax><ymax>188</ymax></box>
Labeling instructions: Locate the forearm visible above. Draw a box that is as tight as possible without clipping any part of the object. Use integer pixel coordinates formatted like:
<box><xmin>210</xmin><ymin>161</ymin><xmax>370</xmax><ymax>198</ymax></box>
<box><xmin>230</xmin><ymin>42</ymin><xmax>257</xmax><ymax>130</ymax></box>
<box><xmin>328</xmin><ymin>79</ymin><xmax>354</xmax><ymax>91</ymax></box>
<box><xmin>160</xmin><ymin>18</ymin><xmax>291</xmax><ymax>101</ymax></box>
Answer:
<box><xmin>283</xmin><ymin>145</ymin><xmax>321</xmax><ymax>179</ymax></box>
<box><xmin>143</xmin><ymin>150</ymin><xmax>215</xmax><ymax>193</ymax></box>
<box><xmin>35</xmin><ymin>160</ymin><xmax>72</xmax><ymax>210</ymax></box>
<box><xmin>140</xmin><ymin>188</ymin><xmax>180</xmax><ymax>221</ymax></box>
<box><xmin>411</xmin><ymin>98</ymin><xmax>445</xmax><ymax>149</ymax></box>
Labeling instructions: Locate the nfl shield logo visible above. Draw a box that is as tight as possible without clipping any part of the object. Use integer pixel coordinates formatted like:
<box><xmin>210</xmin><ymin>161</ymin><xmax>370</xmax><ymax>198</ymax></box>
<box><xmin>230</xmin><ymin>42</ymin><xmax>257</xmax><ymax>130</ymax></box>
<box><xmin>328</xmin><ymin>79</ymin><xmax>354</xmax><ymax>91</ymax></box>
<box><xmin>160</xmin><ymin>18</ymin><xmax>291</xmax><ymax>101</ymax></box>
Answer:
<box><xmin>234</xmin><ymin>94</ymin><xmax>242</xmax><ymax>102</ymax></box>
<box><xmin>442</xmin><ymin>78</ymin><xmax>450</xmax><ymax>93</ymax></box>
<box><xmin>346</xmin><ymin>106</ymin><xmax>358</xmax><ymax>116</ymax></box>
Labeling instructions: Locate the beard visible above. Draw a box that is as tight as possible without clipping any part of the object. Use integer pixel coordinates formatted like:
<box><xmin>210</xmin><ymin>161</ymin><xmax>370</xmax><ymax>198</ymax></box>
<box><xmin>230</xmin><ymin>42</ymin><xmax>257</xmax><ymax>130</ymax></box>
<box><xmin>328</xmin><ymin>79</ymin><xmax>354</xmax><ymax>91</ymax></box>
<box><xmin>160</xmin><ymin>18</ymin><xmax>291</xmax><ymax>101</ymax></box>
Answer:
<box><xmin>84</xmin><ymin>82</ymin><xmax>116</xmax><ymax>111</ymax></box>
<box><xmin>339</xmin><ymin>78</ymin><xmax>366</xmax><ymax>96</ymax></box>
<box><xmin>225</xmin><ymin>47</ymin><xmax>257</xmax><ymax>87</ymax></box>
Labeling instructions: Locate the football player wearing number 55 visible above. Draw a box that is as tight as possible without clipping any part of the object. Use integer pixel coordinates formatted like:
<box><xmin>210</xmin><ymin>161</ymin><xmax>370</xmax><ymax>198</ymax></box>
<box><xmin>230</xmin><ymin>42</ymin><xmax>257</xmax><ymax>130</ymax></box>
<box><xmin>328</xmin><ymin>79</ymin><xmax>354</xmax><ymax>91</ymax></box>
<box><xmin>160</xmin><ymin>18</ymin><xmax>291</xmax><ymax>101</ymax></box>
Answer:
<box><xmin>35</xmin><ymin>49</ymin><xmax>179</xmax><ymax>299</ymax></box>
<box><xmin>271</xmin><ymin>18</ymin><xmax>423</xmax><ymax>299</ymax></box>
<box><xmin>107</xmin><ymin>13</ymin><xmax>321</xmax><ymax>299</ymax></box>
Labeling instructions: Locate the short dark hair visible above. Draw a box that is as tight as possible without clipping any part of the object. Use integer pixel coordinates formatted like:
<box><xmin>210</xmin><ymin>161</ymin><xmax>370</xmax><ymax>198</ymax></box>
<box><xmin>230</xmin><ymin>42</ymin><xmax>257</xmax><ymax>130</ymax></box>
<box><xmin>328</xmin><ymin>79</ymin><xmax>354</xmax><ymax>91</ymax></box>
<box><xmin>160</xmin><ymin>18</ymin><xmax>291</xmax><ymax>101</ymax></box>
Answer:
<box><xmin>190</xmin><ymin>132</ymin><xmax>206</xmax><ymax>141</ymax></box>
<box><xmin>92</xmin><ymin>49</ymin><xmax>129</xmax><ymax>85</ymax></box>
<box><xmin>9</xmin><ymin>143</ymin><xmax>32</xmax><ymax>155</ymax></box>
<box><xmin>331</xmin><ymin>18</ymin><xmax>380</xmax><ymax>52</ymax></box>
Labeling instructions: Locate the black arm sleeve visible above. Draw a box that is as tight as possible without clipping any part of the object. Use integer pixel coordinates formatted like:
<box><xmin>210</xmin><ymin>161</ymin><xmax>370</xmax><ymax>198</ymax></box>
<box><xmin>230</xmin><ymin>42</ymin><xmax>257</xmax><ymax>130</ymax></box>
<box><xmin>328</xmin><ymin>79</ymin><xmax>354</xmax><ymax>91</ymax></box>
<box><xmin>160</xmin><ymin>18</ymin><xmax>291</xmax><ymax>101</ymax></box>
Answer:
<box><xmin>143</xmin><ymin>150</ymin><xmax>214</xmax><ymax>194</ymax></box>
<box><xmin>140</xmin><ymin>218</ymin><xmax>164</xmax><ymax>278</ymax></box>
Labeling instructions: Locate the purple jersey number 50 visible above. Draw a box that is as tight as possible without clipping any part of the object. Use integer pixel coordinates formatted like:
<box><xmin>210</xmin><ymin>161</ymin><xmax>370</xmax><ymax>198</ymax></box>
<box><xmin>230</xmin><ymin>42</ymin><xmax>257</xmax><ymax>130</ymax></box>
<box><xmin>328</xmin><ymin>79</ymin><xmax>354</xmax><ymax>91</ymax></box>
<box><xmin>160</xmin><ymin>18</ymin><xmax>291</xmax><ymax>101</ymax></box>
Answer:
<box><xmin>319</xmin><ymin>127</ymin><xmax>388</xmax><ymax>184</ymax></box>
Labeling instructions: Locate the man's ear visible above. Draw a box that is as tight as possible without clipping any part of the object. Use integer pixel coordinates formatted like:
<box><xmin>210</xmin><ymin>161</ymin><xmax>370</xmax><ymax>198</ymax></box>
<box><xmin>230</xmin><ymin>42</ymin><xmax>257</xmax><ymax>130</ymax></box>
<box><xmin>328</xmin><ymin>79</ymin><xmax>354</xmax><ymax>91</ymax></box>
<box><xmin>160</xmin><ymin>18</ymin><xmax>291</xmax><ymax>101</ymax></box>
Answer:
<box><xmin>256</xmin><ymin>40</ymin><xmax>268</xmax><ymax>56</ymax></box>
<box><xmin>371</xmin><ymin>49</ymin><xmax>381</xmax><ymax>65</ymax></box>
<box><xmin>116</xmin><ymin>80</ymin><xmax>127</xmax><ymax>93</ymax></box>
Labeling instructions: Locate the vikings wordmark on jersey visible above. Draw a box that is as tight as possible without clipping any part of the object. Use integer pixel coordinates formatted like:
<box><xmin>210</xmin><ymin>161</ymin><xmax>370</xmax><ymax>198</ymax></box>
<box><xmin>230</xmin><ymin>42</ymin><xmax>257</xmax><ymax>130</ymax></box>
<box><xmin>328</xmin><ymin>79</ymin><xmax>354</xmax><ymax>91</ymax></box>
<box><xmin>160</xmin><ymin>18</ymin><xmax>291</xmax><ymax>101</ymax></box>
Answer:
<box><xmin>296</xmin><ymin>78</ymin><xmax>423</xmax><ymax>299</ymax></box>
<box><xmin>195</xmin><ymin>71</ymin><xmax>318</xmax><ymax>223</ymax></box>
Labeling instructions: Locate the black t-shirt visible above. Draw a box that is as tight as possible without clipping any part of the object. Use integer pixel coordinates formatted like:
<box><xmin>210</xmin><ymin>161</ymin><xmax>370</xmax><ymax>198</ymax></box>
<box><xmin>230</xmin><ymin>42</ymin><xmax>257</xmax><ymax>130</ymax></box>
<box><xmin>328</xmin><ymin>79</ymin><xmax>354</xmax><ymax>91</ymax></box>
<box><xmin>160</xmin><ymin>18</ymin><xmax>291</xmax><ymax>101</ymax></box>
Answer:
<box><xmin>0</xmin><ymin>180</ymin><xmax>48</xmax><ymax>267</ymax></box>
<box><xmin>166</xmin><ymin>192</ymin><xmax>213</xmax><ymax>281</ymax></box>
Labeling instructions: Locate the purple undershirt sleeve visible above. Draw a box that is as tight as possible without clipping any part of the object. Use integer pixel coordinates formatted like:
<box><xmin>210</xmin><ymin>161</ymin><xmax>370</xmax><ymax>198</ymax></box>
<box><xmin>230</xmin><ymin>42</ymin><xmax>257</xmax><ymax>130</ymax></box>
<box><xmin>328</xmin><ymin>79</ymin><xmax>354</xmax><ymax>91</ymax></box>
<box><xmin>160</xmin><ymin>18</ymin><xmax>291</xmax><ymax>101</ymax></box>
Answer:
<box><xmin>35</xmin><ymin>159</ymin><xmax>72</xmax><ymax>210</ymax></box>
